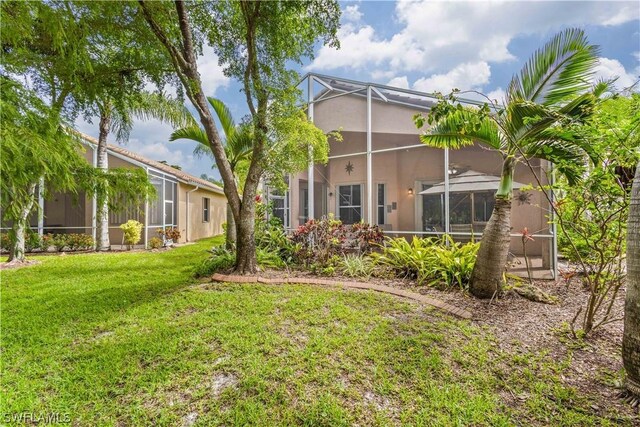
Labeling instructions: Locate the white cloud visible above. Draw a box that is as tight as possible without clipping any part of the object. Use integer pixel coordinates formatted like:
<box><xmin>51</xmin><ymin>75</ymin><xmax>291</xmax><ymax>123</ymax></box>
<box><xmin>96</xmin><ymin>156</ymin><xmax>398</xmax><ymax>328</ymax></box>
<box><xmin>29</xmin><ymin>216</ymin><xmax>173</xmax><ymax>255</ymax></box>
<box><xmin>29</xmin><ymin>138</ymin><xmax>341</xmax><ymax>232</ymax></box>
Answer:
<box><xmin>197</xmin><ymin>46</ymin><xmax>230</xmax><ymax>97</ymax></box>
<box><xmin>601</xmin><ymin>5</ymin><xmax>639</xmax><ymax>26</ymax></box>
<box><xmin>342</xmin><ymin>5</ymin><xmax>362</xmax><ymax>23</ymax></box>
<box><xmin>413</xmin><ymin>62</ymin><xmax>491</xmax><ymax>93</ymax></box>
<box><xmin>309</xmin><ymin>0</ymin><xmax>638</xmax><ymax>76</ymax></box>
<box><xmin>486</xmin><ymin>87</ymin><xmax>506</xmax><ymax>104</ymax></box>
<box><xmin>387</xmin><ymin>76</ymin><xmax>410</xmax><ymax>89</ymax></box>
<box><xmin>594</xmin><ymin>57</ymin><xmax>639</xmax><ymax>91</ymax></box>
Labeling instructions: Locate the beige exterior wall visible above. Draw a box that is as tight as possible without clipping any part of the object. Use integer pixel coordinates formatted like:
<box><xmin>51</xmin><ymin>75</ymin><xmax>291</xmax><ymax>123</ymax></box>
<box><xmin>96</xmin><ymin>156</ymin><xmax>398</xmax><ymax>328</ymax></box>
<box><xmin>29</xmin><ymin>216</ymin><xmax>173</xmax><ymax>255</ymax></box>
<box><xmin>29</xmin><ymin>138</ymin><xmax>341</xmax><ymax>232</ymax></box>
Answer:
<box><xmin>290</xmin><ymin>93</ymin><xmax>553</xmax><ymax>260</ymax></box>
<box><xmin>177</xmin><ymin>183</ymin><xmax>226</xmax><ymax>242</ymax></box>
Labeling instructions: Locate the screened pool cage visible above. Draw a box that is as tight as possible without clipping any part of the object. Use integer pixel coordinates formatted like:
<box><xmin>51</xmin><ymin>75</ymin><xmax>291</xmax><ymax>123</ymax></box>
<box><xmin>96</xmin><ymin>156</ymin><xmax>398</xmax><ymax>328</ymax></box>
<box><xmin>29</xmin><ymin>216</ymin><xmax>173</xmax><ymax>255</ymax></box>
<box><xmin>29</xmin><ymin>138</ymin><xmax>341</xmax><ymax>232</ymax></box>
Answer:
<box><xmin>1</xmin><ymin>148</ymin><xmax>180</xmax><ymax>248</ymax></box>
<box><xmin>263</xmin><ymin>73</ymin><xmax>558</xmax><ymax>279</ymax></box>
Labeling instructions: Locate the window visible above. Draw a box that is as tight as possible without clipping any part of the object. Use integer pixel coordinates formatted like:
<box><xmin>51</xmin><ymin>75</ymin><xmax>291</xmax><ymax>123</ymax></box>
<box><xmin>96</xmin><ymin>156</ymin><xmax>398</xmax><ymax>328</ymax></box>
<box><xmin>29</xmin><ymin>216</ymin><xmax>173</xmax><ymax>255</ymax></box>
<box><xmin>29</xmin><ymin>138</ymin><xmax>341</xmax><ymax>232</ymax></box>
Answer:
<box><xmin>203</xmin><ymin>197</ymin><xmax>210</xmax><ymax>222</ymax></box>
<box><xmin>337</xmin><ymin>184</ymin><xmax>362</xmax><ymax>224</ymax></box>
<box><xmin>377</xmin><ymin>183</ymin><xmax>386</xmax><ymax>225</ymax></box>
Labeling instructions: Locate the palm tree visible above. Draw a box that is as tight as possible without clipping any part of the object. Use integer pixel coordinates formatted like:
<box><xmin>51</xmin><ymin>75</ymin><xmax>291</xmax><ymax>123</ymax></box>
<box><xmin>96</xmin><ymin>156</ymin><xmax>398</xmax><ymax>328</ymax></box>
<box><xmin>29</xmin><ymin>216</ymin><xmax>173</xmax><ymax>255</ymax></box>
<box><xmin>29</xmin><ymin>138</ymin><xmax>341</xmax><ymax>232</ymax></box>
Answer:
<box><xmin>623</xmin><ymin>163</ymin><xmax>640</xmax><ymax>402</ymax></box>
<box><xmin>94</xmin><ymin>93</ymin><xmax>193</xmax><ymax>251</ymax></box>
<box><xmin>170</xmin><ymin>97</ymin><xmax>252</xmax><ymax>250</ymax></box>
<box><xmin>417</xmin><ymin>28</ymin><xmax>603</xmax><ymax>298</ymax></box>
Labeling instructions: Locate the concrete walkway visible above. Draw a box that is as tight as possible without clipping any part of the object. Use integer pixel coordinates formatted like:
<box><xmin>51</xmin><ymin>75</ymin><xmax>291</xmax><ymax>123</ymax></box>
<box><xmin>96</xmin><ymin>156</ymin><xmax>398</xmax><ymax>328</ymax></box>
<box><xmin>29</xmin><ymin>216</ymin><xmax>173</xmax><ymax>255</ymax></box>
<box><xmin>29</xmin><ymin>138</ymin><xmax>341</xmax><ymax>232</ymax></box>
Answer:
<box><xmin>211</xmin><ymin>273</ymin><xmax>473</xmax><ymax>320</ymax></box>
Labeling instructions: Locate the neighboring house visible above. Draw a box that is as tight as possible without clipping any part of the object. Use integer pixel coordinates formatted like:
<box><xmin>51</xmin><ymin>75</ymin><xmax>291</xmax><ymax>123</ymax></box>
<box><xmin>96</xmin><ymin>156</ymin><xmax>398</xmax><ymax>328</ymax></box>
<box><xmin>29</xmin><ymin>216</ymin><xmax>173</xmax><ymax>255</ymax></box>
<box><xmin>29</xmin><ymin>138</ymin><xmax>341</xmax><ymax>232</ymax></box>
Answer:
<box><xmin>266</xmin><ymin>74</ymin><xmax>556</xmax><ymax>278</ymax></box>
<box><xmin>11</xmin><ymin>133</ymin><xmax>227</xmax><ymax>248</ymax></box>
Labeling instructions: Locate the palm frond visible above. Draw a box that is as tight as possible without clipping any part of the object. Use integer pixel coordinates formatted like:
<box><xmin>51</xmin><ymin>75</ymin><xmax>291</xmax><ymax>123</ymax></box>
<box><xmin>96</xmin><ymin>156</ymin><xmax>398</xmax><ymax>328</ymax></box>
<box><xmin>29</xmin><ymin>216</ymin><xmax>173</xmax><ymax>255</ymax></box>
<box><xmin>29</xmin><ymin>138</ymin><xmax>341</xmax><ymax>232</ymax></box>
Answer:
<box><xmin>419</xmin><ymin>107</ymin><xmax>502</xmax><ymax>150</ymax></box>
<box><xmin>207</xmin><ymin>97</ymin><xmax>236</xmax><ymax>139</ymax></box>
<box><xmin>521</xmin><ymin>134</ymin><xmax>589</xmax><ymax>185</ymax></box>
<box><xmin>169</xmin><ymin>125</ymin><xmax>209</xmax><ymax>146</ymax></box>
<box><xmin>225</xmin><ymin>126</ymin><xmax>253</xmax><ymax>170</ymax></box>
<box><xmin>130</xmin><ymin>92</ymin><xmax>195</xmax><ymax>128</ymax></box>
<box><xmin>507</xmin><ymin>28</ymin><xmax>599</xmax><ymax>106</ymax></box>
<box><xmin>193</xmin><ymin>143</ymin><xmax>214</xmax><ymax>160</ymax></box>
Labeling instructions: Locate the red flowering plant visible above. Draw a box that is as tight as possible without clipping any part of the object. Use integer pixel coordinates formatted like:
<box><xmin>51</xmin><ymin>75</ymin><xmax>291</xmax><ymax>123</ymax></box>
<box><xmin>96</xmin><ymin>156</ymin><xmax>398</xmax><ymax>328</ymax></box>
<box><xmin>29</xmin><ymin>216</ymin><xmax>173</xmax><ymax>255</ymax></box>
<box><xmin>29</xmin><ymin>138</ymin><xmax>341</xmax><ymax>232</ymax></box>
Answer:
<box><xmin>292</xmin><ymin>215</ymin><xmax>384</xmax><ymax>266</ymax></box>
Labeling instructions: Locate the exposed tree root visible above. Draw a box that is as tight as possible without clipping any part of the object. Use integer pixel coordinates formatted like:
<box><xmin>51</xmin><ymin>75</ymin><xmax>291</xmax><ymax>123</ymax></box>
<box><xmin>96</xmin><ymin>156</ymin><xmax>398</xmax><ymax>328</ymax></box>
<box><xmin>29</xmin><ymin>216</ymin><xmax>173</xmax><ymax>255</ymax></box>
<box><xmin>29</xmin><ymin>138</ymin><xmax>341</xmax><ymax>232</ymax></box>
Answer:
<box><xmin>510</xmin><ymin>282</ymin><xmax>559</xmax><ymax>304</ymax></box>
<box><xmin>617</xmin><ymin>389</ymin><xmax>640</xmax><ymax>410</ymax></box>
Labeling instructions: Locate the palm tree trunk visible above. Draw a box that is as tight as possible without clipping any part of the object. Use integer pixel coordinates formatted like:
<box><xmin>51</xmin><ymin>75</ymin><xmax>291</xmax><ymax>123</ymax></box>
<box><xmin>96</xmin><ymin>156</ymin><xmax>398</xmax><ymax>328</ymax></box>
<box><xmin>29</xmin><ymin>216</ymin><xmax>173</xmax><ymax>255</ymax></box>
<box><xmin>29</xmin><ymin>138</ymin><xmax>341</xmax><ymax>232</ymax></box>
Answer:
<box><xmin>8</xmin><ymin>183</ymin><xmax>37</xmax><ymax>263</ymax></box>
<box><xmin>469</xmin><ymin>159</ymin><xmax>514</xmax><ymax>298</ymax></box>
<box><xmin>623</xmin><ymin>163</ymin><xmax>640</xmax><ymax>397</ymax></box>
<box><xmin>95</xmin><ymin>109</ymin><xmax>111</xmax><ymax>251</ymax></box>
<box><xmin>225</xmin><ymin>202</ymin><xmax>236</xmax><ymax>250</ymax></box>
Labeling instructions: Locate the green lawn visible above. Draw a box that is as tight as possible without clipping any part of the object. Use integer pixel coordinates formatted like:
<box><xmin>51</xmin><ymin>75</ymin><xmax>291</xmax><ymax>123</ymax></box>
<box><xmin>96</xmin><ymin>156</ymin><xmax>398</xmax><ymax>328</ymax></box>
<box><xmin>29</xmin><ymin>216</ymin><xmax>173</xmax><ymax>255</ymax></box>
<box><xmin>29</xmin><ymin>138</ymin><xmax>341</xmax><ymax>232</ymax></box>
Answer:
<box><xmin>0</xmin><ymin>237</ymin><xmax>630</xmax><ymax>426</ymax></box>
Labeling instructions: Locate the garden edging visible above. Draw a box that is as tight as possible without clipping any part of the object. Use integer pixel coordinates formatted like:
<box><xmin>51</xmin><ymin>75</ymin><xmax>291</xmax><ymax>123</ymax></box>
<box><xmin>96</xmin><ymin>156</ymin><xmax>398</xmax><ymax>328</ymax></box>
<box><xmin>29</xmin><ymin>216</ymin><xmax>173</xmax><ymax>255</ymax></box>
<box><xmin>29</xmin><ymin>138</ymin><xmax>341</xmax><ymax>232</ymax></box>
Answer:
<box><xmin>210</xmin><ymin>273</ymin><xmax>473</xmax><ymax>320</ymax></box>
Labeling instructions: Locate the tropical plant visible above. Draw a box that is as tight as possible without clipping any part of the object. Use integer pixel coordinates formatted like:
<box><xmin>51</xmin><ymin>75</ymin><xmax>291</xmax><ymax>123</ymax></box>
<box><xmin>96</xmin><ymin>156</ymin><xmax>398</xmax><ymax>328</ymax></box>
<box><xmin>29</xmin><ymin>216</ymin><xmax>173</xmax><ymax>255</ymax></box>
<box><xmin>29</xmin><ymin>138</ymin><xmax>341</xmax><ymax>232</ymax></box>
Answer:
<box><xmin>339</xmin><ymin>254</ymin><xmax>376</xmax><ymax>279</ymax></box>
<box><xmin>170</xmin><ymin>97</ymin><xmax>252</xmax><ymax>250</ymax></box>
<box><xmin>194</xmin><ymin>246</ymin><xmax>236</xmax><ymax>277</ymax></box>
<box><xmin>372</xmin><ymin>236</ymin><xmax>479</xmax><ymax>289</ymax></box>
<box><xmin>415</xmin><ymin>28</ymin><xmax>603</xmax><ymax>298</ymax></box>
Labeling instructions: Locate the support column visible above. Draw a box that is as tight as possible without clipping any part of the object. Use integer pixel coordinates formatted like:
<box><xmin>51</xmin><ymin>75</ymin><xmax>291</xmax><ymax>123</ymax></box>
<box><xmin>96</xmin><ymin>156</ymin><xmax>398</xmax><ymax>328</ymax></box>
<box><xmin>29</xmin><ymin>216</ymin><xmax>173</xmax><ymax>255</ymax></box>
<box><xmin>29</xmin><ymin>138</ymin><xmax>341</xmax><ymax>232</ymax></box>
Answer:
<box><xmin>307</xmin><ymin>76</ymin><xmax>315</xmax><ymax>220</ymax></box>
<box><xmin>144</xmin><ymin>168</ymin><xmax>149</xmax><ymax>246</ymax></box>
<box><xmin>91</xmin><ymin>147</ymin><xmax>97</xmax><ymax>240</ymax></box>
<box><xmin>37</xmin><ymin>177</ymin><xmax>44</xmax><ymax>236</ymax></box>
<box><xmin>444</xmin><ymin>147</ymin><xmax>450</xmax><ymax>236</ymax></box>
<box><xmin>366</xmin><ymin>86</ymin><xmax>373</xmax><ymax>225</ymax></box>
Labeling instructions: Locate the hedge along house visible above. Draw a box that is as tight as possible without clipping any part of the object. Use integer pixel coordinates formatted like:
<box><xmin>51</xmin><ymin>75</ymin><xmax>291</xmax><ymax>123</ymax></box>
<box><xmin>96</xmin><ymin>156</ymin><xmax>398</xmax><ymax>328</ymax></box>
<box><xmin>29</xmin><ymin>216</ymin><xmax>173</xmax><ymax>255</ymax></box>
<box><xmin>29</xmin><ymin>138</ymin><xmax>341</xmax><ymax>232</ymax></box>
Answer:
<box><xmin>266</xmin><ymin>74</ymin><xmax>557</xmax><ymax>279</ymax></box>
<box><xmin>4</xmin><ymin>133</ymin><xmax>227</xmax><ymax>248</ymax></box>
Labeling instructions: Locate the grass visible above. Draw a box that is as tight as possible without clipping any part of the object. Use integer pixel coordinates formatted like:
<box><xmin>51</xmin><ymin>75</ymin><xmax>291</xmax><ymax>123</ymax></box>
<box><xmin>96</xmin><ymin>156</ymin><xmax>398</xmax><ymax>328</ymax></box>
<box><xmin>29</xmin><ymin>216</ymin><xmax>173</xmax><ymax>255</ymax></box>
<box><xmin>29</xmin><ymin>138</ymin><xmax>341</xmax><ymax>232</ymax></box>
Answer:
<box><xmin>1</xmin><ymin>236</ymin><xmax>632</xmax><ymax>426</ymax></box>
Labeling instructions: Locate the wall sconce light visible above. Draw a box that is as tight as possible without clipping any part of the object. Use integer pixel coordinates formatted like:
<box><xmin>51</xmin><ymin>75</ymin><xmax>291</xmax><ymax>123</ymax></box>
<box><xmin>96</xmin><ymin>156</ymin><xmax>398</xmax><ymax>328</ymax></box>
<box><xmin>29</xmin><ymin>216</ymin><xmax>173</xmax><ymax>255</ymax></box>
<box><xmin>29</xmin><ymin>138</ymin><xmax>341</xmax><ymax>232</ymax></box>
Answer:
<box><xmin>329</xmin><ymin>192</ymin><xmax>334</xmax><ymax>197</ymax></box>
<box><xmin>407</xmin><ymin>188</ymin><xmax>414</xmax><ymax>196</ymax></box>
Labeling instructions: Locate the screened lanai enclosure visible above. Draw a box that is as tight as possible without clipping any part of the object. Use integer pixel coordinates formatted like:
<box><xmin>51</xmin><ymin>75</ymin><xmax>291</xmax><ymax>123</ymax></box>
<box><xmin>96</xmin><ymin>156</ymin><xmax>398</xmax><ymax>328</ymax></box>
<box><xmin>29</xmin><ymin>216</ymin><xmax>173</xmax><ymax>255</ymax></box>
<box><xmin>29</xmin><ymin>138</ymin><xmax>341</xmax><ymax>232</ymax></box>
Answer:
<box><xmin>1</xmin><ymin>136</ymin><xmax>227</xmax><ymax>248</ymax></box>
<box><xmin>265</xmin><ymin>74</ymin><xmax>557</xmax><ymax>279</ymax></box>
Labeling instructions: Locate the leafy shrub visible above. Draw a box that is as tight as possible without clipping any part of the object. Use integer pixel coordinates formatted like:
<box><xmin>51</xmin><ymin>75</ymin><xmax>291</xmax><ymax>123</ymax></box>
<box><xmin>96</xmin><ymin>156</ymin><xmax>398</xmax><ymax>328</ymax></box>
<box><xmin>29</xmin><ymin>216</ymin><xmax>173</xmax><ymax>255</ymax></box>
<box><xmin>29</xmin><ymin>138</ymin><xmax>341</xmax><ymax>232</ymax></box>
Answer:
<box><xmin>371</xmin><ymin>235</ymin><xmax>479</xmax><ymax>289</ymax></box>
<box><xmin>40</xmin><ymin>233</ymin><xmax>53</xmax><ymax>251</ymax></box>
<box><xmin>256</xmin><ymin>226</ymin><xmax>298</xmax><ymax>265</ymax></box>
<box><xmin>25</xmin><ymin>230</ymin><xmax>41</xmax><ymax>252</ymax></box>
<box><xmin>257</xmin><ymin>248</ymin><xmax>286</xmax><ymax>269</ymax></box>
<box><xmin>66</xmin><ymin>233</ymin><xmax>94</xmax><ymax>251</ymax></box>
<box><xmin>194</xmin><ymin>246</ymin><xmax>235</xmax><ymax>277</ymax></box>
<box><xmin>292</xmin><ymin>215</ymin><xmax>384</xmax><ymax>267</ymax></box>
<box><xmin>425</xmin><ymin>236</ymin><xmax>479</xmax><ymax>289</ymax></box>
<box><xmin>339</xmin><ymin>254</ymin><xmax>375</xmax><ymax>278</ymax></box>
<box><xmin>148</xmin><ymin>237</ymin><xmax>163</xmax><ymax>249</ymax></box>
<box><xmin>158</xmin><ymin>227</ymin><xmax>181</xmax><ymax>242</ymax></box>
<box><xmin>51</xmin><ymin>234</ymin><xmax>69</xmax><ymax>252</ymax></box>
<box><xmin>120</xmin><ymin>220</ymin><xmax>143</xmax><ymax>248</ymax></box>
<box><xmin>0</xmin><ymin>233</ymin><xmax>11</xmax><ymax>252</ymax></box>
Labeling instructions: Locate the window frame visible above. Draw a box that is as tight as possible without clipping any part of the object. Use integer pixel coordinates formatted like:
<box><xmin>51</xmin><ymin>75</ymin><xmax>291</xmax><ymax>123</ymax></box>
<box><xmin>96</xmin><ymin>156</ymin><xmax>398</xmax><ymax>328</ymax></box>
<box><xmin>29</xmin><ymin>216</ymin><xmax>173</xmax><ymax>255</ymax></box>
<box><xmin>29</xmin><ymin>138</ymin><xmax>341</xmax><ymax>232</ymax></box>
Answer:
<box><xmin>203</xmin><ymin>197</ymin><xmax>210</xmax><ymax>223</ymax></box>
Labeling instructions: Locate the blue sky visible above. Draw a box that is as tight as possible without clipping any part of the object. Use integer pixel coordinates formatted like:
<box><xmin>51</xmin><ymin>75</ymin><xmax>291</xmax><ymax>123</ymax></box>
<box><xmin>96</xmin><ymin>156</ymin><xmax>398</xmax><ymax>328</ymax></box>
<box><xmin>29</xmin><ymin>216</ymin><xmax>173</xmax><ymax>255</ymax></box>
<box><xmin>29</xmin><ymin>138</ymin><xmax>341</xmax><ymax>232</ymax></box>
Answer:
<box><xmin>76</xmin><ymin>0</ymin><xmax>640</xmax><ymax>180</ymax></box>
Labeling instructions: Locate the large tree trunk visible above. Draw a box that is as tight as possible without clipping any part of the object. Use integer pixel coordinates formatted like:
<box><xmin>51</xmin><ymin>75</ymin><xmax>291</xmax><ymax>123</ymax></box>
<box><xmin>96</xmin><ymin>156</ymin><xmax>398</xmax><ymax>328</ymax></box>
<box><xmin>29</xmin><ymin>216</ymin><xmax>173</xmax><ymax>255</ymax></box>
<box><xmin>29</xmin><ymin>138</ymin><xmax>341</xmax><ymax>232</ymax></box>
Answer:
<box><xmin>469</xmin><ymin>159</ymin><xmax>515</xmax><ymax>298</ymax></box>
<box><xmin>623</xmin><ymin>163</ymin><xmax>640</xmax><ymax>397</ymax></box>
<box><xmin>95</xmin><ymin>109</ymin><xmax>111</xmax><ymax>251</ymax></box>
<box><xmin>225</xmin><ymin>202</ymin><xmax>236</xmax><ymax>250</ymax></box>
<box><xmin>8</xmin><ymin>183</ymin><xmax>37</xmax><ymax>263</ymax></box>
<box><xmin>234</xmin><ymin>202</ymin><xmax>257</xmax><ymax>274</ymax></box>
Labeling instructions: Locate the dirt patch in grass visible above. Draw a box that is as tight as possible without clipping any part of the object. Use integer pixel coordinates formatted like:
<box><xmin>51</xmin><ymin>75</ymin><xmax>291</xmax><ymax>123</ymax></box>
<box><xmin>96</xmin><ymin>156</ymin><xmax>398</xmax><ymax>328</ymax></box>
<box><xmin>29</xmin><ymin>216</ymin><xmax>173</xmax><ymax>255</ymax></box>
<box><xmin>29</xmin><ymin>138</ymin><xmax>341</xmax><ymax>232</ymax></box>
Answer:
<box><xmin>0</xmin><ymin>259</ymin><xmax>41</xmax><ymax>270</ymax></box>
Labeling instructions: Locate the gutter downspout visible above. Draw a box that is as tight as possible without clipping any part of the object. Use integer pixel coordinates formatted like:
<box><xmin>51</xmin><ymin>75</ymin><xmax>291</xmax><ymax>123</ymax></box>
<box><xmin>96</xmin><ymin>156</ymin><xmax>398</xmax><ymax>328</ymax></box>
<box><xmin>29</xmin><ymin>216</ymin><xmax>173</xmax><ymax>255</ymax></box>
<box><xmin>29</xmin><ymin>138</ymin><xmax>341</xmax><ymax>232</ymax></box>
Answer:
<box><xmin>186</xmin><ymin>184</ymin><xmax>200</xmax><ymax>242</ymax></box>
